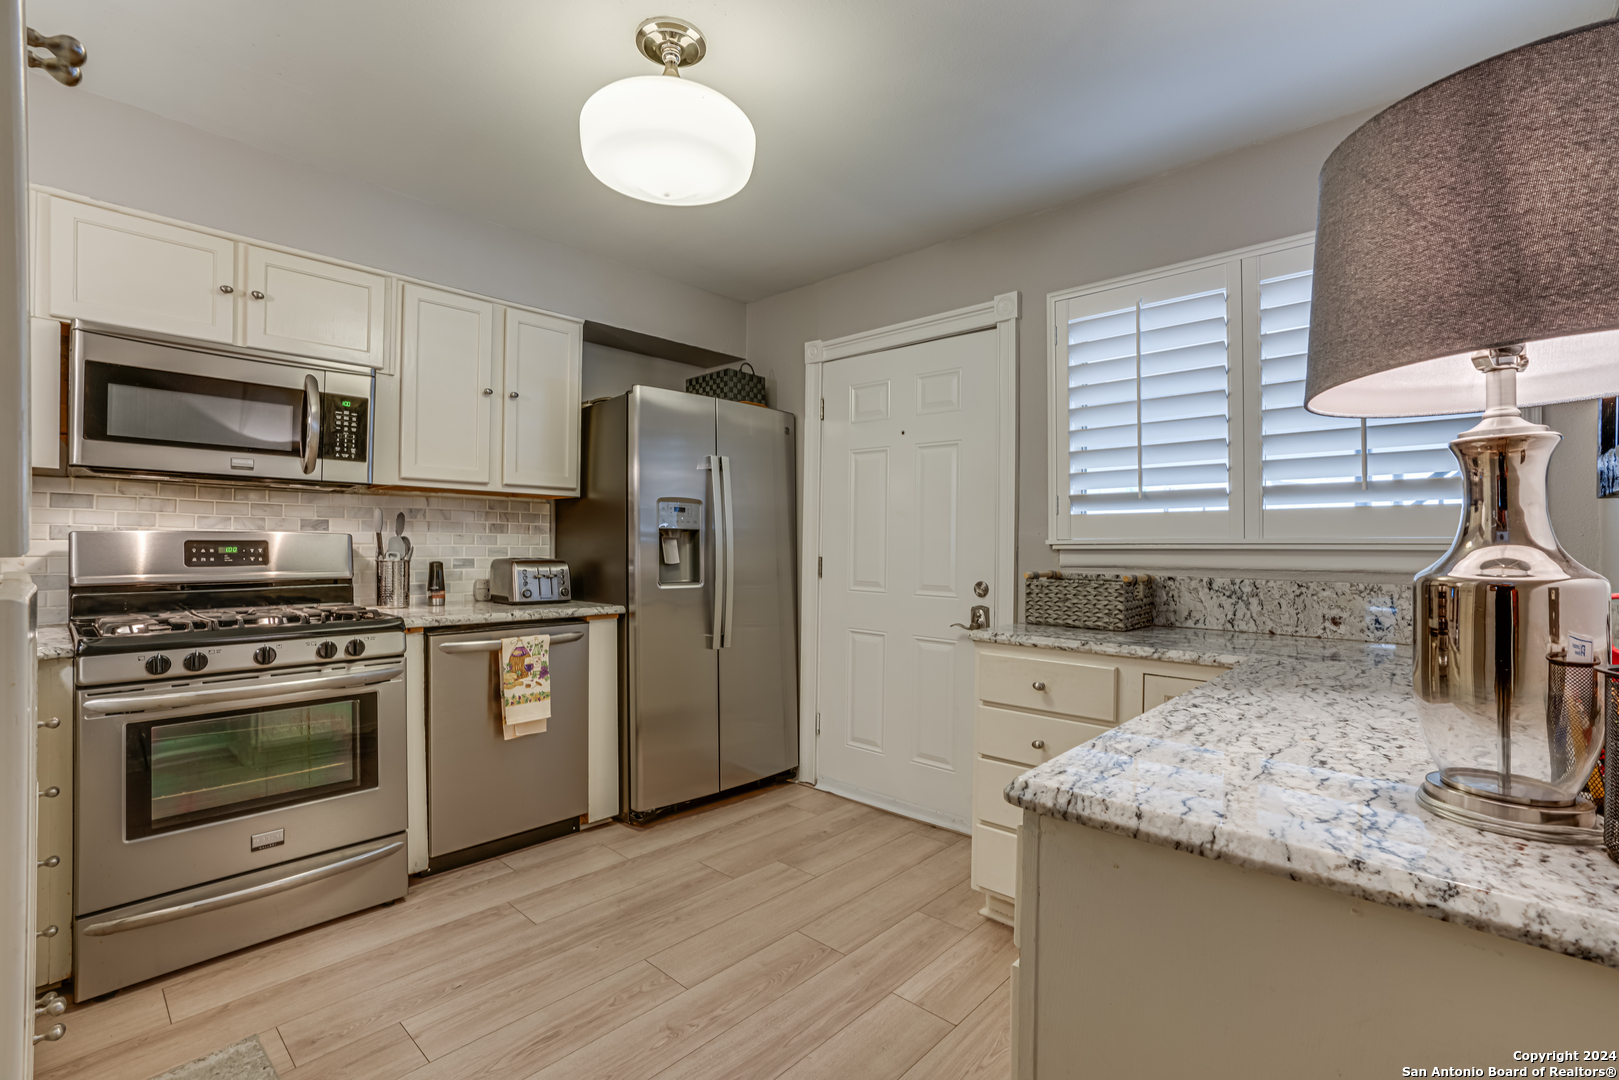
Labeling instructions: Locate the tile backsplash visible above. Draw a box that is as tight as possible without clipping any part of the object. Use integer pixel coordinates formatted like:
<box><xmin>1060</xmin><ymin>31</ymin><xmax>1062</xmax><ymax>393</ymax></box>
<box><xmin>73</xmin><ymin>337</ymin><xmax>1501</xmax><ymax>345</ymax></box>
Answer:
<box><xmin>1150</xmin><ymin>575</ymin><xmax>1413</xmax><ymax>644</ymax></box>
<box><xmin>17</xmin><ymin>475</ymin><xmax>553</xmax><ymax>626</ymax></box>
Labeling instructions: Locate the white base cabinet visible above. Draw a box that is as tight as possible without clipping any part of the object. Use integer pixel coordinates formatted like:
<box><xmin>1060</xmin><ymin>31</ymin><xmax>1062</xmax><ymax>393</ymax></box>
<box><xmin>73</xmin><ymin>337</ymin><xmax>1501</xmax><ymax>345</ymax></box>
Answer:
<box><xmin>971</xmin><ymin>641</ymin><xmax>1224</xmax><ymax>924</ymax></box>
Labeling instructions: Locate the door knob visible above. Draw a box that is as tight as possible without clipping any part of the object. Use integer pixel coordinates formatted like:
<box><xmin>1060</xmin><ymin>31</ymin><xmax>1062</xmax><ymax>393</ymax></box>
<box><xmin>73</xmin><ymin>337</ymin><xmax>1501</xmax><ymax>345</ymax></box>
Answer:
<box><xmin>1032</xmin><ymin>739</ymin><xmax>1046</xmax><ymax>750</ymax></box>
<box><xmin>38</xmin><ymin>787</ymin><xmax>59</xmax><ymax>799</ymax></box>
<box><xmin>483</xmin><ymin>388</ymin><xmax>494</xmax><ymax>395</ymax></box>
<box><xmin>32</xmin><ymin>1023</ymin><xmax>65</xmax><ymax>1045</ymax></box>
<box><xmin>1032</xmin><ymin>681</ymin><xmax>1046</xmax><ymax>691</ymax></box>
<box><xmin>950</xmin><ymin>604</ymin><xmax>991</xmax><ymax>631</ymax></box>
<box><xmin>36</xmin><ymin>925</ymin><xmax>57</xmax><ymax>939</ymax></box>
<box><xmin>509</xmin><ymin>391</ymin><xmax>520</xmax><ymax>398</ymax></box>
<box><xmin>218</xmin><ymin>284</ymin><xmax>234</xmax><ymax>294</ymax></box>
<box><xmin>974</xmin><ymin>581</ymin><xmax>989</xmax><ymax>597</ymax></box>
<box><xmin>37</xmin><ymin>716</ymin><xmax>58</xmax><ymax>729</ymax></box>
<box><xmin>37</xmin><ymin>855</ymin><xmax>59</xmax><ymax>869</ymax></box>
<box><xmin>250</xmin><ymin>290</ymin><xmax>265</xmax><ymax>300</ymax></box>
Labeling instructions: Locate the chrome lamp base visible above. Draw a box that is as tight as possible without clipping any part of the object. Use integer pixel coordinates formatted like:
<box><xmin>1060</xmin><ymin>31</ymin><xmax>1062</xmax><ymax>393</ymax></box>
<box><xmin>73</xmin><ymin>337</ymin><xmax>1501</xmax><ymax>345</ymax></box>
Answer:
<box><xmin>1417</xmin><ymin>773</ymin><xmax>1603</xmax><ymax>845</ymax></box>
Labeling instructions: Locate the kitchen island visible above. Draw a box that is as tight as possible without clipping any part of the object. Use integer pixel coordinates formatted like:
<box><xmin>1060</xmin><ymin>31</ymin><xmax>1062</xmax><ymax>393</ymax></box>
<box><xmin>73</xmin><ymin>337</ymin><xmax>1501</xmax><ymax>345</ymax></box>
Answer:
<box><xmin>984</xmin><ymin>625</ymin><xmax>1619</xmax><ymax>1079</ymax></box>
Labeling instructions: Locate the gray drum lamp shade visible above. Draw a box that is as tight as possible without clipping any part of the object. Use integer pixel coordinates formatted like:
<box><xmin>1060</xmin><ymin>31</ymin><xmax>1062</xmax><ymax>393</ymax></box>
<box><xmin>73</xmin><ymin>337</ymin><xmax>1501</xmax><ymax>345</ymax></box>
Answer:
<box><xmin>1306</xmin><ymin>19</ymin><xmax>1619</xmax><ymax>418</ymax></box>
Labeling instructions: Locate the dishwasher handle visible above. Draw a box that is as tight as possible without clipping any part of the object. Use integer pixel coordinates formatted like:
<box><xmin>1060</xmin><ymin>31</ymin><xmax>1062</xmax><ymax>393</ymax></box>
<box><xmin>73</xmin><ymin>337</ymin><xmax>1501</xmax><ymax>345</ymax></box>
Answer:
<box><xmin>436</xmin><ymin>631</ymin><xmax>584</xmax><ymax>654</ymax></box>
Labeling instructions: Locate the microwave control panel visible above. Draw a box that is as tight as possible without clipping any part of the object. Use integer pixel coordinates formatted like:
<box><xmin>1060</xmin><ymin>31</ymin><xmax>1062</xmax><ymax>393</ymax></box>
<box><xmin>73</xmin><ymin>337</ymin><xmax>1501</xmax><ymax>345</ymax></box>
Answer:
<box><xmin>320</xmin><ymin>394</ymin><xmax>369</xmax><ymax>462</ymax></box>
<box><xmin>184</xmin><ymin>539</ymin><xmax>269</xmax><ymax>566</ymax></box>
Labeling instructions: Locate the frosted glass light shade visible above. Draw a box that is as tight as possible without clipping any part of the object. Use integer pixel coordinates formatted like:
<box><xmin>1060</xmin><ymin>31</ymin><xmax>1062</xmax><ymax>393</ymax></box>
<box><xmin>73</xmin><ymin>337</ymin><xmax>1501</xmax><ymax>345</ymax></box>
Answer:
<box><xmin>579</xmin><ymin>75</ymin><xmax>755</xmax><ymax>206</ymax></box>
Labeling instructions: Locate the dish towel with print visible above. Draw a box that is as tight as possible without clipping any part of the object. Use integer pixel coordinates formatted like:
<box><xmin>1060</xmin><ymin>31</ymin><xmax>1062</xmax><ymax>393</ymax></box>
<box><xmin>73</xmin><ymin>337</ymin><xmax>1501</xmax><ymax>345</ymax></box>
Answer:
<box><xmin>500</xmin><ymin>634</ymin><xmax>551</xmax><ymax>740</ymax></box>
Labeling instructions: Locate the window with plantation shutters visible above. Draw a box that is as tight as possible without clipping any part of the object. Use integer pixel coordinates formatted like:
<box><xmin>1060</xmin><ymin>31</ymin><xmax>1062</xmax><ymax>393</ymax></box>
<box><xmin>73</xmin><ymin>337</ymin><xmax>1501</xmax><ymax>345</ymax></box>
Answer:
<box><xmin>1057</xmin><ymin>263</ymin><xmax>1238</xmax><ymax>540</ymax></box>
<box><xmin>1049</xmin><ymin>233</ymin><xmax>1483</xmax><ymax>556</ymax></box>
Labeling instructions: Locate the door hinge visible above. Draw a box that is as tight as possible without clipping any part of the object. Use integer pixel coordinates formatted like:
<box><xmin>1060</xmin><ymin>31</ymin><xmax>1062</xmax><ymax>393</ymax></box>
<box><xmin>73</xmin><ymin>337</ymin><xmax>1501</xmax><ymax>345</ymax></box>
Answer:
<box><xmin>815</xmin><ymin>713</ymin><xmax>821</xmax><ymax>736</ymax></box>
<box><xmin>820</xmin><ymin>398</ymin><xmax>824</xmax><ymax>421</ymax></box>
<box><xmin>818</xmin><ymin>555</ymin><xmax>823</xmax><ymax>578</ymax></box>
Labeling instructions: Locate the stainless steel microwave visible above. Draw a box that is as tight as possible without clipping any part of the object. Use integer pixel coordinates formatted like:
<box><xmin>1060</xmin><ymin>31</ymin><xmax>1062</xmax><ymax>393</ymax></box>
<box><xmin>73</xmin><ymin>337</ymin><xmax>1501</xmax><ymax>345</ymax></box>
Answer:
<box><xmin>68</xmin><ymin>322</ymin><xmax>373</xmax><ymax>485</ymax></box>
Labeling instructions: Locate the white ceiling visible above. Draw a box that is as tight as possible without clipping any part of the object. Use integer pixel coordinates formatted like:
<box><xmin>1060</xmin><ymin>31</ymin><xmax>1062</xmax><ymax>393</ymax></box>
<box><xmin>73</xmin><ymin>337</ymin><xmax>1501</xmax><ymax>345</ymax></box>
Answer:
<box><xmin>26</xmin><ymin>0</ymin><xmax>1617</xmax><ymax>302</ymax></box>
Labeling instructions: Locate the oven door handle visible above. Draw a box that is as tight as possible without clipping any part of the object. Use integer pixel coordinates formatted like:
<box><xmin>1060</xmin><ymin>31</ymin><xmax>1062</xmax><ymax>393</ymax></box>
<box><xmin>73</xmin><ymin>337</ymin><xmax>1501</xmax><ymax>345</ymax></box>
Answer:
<box><xmin>80</xmin><ymin>663</ymin><xmax>404</xmax><ymax>716</ymax></box>
<box><xmin>300</xmin><ymin>372</ymin><xmax>322</xmax><ymax>475</ymax></box>
<box><xmin>436</xmin><ymin>631</ymin><xmax>583</xmax><ymax>654</ymax></box>
<box><xmin>79</xmin><ymin>837</ymin><xmax>403</xmax><ymax>937</ymax></box>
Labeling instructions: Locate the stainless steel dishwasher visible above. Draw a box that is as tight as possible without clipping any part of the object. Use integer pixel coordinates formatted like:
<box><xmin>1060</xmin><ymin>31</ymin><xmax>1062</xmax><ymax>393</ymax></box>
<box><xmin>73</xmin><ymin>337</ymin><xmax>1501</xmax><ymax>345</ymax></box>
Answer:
<box><xmin>425</xmin><ymin>621</ymin><xmax>588</xmax><ymax>872</ymax></box>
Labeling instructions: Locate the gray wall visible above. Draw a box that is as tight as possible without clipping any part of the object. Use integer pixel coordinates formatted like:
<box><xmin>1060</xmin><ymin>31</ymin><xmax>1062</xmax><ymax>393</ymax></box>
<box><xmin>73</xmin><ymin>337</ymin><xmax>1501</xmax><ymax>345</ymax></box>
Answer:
<box><xmin>581</xmin><ymin>343</ymin><xmax>699</xmax><ymax>401</ymax></box>
<box><xmin>745</xmin><ymin>110</ymin><xmax>1376</xmax><ymax>580</ymax></box>
<box><xmin>27</xmin><ymin>89</ymin><xmax>746</xmax><ymax>356</ymax></box>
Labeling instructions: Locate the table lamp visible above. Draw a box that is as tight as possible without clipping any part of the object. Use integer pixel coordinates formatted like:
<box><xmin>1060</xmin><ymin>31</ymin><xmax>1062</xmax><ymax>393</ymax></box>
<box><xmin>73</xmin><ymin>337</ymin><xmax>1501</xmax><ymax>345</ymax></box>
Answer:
<box><xmin>1307</xmin><ymin>19</ymin><xmax>1619</xmax><ymax>843</ymax></box>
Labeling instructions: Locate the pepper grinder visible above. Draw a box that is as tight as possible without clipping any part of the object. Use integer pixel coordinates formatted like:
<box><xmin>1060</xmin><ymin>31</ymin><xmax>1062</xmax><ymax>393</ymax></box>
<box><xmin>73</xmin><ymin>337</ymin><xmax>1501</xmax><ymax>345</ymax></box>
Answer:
<box><xmin>427</xmin><ymin>560</ymin><xmax>446</xmax><ymax>608</ymax></box>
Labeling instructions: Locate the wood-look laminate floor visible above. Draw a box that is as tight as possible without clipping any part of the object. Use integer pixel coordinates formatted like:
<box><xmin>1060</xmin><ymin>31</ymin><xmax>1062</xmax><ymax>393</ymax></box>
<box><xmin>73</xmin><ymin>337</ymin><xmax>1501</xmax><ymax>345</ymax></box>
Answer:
<box><xmin>35</xmin><ymin>783</ymin><xmax>1013</xmax><ymax>1080</ymax></box>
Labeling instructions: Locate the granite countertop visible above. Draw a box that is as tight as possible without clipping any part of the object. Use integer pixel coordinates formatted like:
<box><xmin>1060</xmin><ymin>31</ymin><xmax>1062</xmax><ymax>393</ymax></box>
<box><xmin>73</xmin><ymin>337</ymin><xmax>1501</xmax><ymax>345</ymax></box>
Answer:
<box><xmin>36</xmin><ymin>625</ymin><xmax>73</xmax><ymax>660</ymax></box>
<box><xmin>984</xmin><ymin>623</ymin><xmax>1619</xmax><ymax>969</ymax></box>
<box><xmin>971</xmin><ymin>622</ymin><xmax>1389</xmax><ymax>668</ymax></box>
<box><xmin>378</xmin><ymin>598</ymin><xmax>623</xmax><ymax>629</ymax></box>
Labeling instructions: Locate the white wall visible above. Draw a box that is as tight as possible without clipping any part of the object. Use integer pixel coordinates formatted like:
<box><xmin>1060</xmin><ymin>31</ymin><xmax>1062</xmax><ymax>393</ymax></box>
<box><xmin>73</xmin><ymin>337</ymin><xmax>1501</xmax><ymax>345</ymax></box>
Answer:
<box><xmin>27</xmin><ymin>89</ymin><xmax>746</xmax><ymax>356</ymax></box>
<box><xmin>745</xmin><ymin>110</ymin><xmax>1380</xmax><ymax>579</ymax></box>
<box><xmin>581</xmin><ymin>343</ymin><xmax>698</xmax><ymax>401</ymax></box>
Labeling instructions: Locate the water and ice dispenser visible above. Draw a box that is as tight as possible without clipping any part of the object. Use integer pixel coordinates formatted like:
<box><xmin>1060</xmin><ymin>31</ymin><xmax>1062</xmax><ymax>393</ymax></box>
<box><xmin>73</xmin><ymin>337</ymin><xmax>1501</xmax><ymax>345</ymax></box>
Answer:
<box><xmin>656</xmin><ymin>498</ymin><xmax>703</xmax><ymax>585</ymax></box>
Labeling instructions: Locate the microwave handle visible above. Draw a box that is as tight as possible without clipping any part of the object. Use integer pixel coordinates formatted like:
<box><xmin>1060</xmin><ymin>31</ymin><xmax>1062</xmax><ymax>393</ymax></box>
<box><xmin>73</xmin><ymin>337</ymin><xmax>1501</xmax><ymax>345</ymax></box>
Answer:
<box><xmin>300</xmin><ymin>373</ymin><xmax>321</xmax><ymax>475</ymax></box>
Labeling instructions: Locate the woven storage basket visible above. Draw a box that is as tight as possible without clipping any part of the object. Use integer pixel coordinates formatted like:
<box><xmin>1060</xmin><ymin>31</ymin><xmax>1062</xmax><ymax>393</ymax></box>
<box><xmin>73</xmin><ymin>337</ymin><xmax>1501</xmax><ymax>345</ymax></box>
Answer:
<box><xmin>686</xmin><ymin>362</ymin><xmax>768</xmax><ymax>406</ymax></box>
<box><xmin>1023</xmin><ymin>572</ymin><xmax>1153</xmax><ymax>631</ymax></box>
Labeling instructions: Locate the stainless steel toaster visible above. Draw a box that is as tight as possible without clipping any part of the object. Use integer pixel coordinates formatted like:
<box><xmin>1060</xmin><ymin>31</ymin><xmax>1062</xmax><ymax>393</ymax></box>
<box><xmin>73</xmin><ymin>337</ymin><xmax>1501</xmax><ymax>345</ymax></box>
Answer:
<box><xmin>488</xmin><ymin>558</ymin><xmax>572</xmax><ymax>604</ymax></box>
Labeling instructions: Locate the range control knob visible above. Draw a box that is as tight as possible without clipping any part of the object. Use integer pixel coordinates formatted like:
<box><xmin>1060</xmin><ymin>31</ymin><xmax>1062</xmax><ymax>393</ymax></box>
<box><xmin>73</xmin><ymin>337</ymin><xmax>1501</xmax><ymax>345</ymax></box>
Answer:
<box><xmin>315</xmin><ymin>641</ymin><xmax>338</xmax><ymax>660</ymax></box>
<box><xmin>145</xmin><ymin>655</ymin><xmax>172</xmax><ymax>676</ymax></box>
<box><xmin>522</xmin><ymin>590</ymin><xmax>532</xmax><ymax>599</ymax></box>
<box><xmin>253</xmin><ymin>646</ymin><xmax>278</xmax><ymax>666</ymax></box>
<box><xmin>344</xmin><ymin>639</ymin><xmax>366</xmax><ymax>658</ymax></box>
<box><xmin>182</xmin><ymin>652</ymin><xmax>209</xmax><ymax>672</ymax></box>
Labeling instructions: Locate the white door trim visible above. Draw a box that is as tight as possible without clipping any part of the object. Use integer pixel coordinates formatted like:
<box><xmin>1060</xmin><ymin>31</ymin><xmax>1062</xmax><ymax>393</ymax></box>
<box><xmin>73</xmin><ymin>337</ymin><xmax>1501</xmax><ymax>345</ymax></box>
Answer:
<box><xmin>799</xmin><ymin>292</ymin><xmax>1019</xmax><ymax>785</ymax></box>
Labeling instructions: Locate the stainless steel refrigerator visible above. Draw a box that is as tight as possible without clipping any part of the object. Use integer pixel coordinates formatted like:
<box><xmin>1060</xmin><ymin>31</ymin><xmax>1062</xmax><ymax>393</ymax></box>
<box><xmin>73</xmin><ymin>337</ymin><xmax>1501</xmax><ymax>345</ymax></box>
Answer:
<box><xmin>558</xmin><ymin>386</ymin><xmax>798</xmax><ymax>819</ymax></box>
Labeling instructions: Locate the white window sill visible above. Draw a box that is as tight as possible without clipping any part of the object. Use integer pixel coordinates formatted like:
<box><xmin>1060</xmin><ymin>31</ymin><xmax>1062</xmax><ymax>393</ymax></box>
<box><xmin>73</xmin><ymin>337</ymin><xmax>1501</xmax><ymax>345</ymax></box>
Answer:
<box><xmin>1049</xmin><ymin>539</ymin><xmax>1447</xmax><ymax>575</ymax></box>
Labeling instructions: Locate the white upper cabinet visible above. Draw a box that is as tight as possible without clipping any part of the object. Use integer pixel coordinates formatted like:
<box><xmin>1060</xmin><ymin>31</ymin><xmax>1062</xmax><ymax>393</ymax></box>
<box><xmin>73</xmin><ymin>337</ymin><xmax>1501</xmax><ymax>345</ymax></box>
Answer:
<box><xmin>46</xmin><ymin>197</ymin><xmax>235</xmax><ymax>342</ymax></box>
<box><xmin>399</xmin><ymin>283</ymin><xmax>496</xmax><ymax>485</ymax></box>
<box><xmin>501</xmin><ymin>308</ymin><xmax>581</xmax><ymax>495</ymax></box>
<box><xmin>242</xmin><ymin>246</ymin><xmax>389</xmax><ymax>368</ymax></box>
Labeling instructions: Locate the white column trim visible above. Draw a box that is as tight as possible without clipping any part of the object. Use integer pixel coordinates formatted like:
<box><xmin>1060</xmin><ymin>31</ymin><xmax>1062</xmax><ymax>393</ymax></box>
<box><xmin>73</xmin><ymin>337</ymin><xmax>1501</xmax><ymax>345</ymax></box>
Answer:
<box><xmin>798</xmin><ymin>292</ymin><xmax>1020</xmax><ymax>785</ymax></box>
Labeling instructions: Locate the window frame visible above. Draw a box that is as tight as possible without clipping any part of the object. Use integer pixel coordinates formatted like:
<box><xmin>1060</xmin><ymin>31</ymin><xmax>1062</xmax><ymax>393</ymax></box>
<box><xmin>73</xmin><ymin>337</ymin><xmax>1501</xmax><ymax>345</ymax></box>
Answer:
<box><xmin>1047</xmin><ymin>232</ymin><xmax>1471</xmax><ymax>573</ymax></box>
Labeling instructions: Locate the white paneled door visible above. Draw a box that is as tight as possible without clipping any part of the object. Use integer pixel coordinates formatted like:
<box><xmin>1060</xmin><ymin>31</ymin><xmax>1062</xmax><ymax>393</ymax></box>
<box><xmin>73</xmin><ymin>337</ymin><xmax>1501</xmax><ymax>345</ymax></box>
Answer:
<box><xmin>816</xmin><ymin>329</ymin><xmax>1001</xmax><ymax>829</ymax></box>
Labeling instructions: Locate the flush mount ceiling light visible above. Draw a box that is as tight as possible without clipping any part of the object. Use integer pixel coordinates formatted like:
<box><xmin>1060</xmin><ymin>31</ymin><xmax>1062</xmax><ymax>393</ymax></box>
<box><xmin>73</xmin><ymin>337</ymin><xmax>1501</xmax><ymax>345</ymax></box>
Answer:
<box><xmin>579</xmin><ymin>16</ymin><xmax>756</xmax><ymax>206</ymax></box>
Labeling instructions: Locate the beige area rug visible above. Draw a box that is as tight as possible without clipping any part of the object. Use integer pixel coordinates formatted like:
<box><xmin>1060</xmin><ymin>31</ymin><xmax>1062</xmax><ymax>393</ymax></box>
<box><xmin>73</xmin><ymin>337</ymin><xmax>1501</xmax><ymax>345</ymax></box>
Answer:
<box><xmin>146</xmin><ymin>1036</ymin><xmax>278</xmax><ymax>1080</ymax></box>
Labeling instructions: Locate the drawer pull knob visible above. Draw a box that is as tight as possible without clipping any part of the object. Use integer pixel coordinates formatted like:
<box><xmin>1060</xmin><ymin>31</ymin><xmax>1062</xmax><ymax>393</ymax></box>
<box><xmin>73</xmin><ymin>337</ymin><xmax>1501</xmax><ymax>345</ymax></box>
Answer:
<box><xmin>1032</xmin><ymin>739</ymin><xmax>1046</xmax><ymax>750</ymax></box>
<box><xmin>1031</xmin><ymin>681</ymin><xmax>1046</xmax><ymax>691</ymax></box>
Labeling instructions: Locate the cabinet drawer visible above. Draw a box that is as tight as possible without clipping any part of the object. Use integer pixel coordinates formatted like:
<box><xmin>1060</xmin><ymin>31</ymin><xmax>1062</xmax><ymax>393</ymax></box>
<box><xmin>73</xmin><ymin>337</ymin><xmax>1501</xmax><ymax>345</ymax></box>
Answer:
<box><xmin>977</xmin><ymin>704</ymin><xmax>1110</xmax><ymax>768</ymax></box>
<box><xmin>978</xmin><ymin>651</ymin><xmax>1115</xmax><ymax>721</ymax></box>
<box><xmin>975</xmin><ymin>757</ymin><xmax>1026</xmax><ymax>831</ymax></box>
<box><xmin>1143</xmin><ymin>672</ymin><xmax>1209</xmax><ymax>711</ymax></box>
<box><xmin>972</xmin><ymin>822</ymin><xmax>1018</xmax><ymax>900</ymax></box>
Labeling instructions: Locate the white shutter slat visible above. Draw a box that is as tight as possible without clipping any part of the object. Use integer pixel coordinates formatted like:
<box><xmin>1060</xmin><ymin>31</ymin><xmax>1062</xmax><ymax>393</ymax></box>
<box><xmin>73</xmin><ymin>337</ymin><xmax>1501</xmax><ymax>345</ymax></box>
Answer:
<box><xmin>1258</xmin><ymin>262</ymin><xmax>1474</xmax><ymax>510</ymax></box>
<box><xmin>1066</xmin><ymin>281</ymin><xmax>1230</xmax><ymax>516</ymax></box>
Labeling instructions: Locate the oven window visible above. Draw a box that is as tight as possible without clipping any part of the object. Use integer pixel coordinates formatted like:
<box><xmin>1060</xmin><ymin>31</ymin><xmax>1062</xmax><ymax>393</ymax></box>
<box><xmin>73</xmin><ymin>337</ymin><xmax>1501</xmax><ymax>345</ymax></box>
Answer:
<box><xmin>125</xmin><ymin>694</ymin><xmax>378</xmax><ymax>839</ymax></box>
<box><xmin>85</xmin><ymin>360</ymin><xmax>303</xmax><ymax>455</ymax></box>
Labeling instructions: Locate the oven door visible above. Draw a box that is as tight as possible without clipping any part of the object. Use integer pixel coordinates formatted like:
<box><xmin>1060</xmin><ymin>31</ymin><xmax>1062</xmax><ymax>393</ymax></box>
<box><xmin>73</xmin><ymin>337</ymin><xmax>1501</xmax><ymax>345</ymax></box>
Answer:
<box><xmin>69</xmin><ymin>326</ymin><xmax>373</xmax><ymax>484</ymax></box>
<box><xmin>75</xmin><ymin>660</ymin><xmax>406</xmax><ymax>915</ymax></box>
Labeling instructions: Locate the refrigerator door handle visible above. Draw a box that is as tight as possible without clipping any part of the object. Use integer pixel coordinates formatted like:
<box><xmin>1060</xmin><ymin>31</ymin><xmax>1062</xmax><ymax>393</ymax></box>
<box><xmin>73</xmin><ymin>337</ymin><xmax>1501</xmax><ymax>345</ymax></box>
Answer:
<box><xmin>708</xmin><ymin>454</ymin><xmax>727</xmax><ymax>650</ymax></box>
<box><xmin>719</xmin><ymin>454</ymin><xmax>736</xmax><ymax>648</ymax></box>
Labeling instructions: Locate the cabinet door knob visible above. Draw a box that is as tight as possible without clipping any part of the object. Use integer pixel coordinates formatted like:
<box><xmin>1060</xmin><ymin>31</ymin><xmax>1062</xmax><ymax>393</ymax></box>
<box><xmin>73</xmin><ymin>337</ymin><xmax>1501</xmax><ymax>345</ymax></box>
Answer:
<box><xmin>37</xmin><ymin>716</ymin><xmax>59</xmax><ymax>729</ymax></box>
<box><xmin>1032</xmin><ymin>681</ymin><xmax>1046</xmax><ymax>691</ymax></box>
<box><xmin>218</xmin><ymin>284</ymin><xmax>234</xmax><ymax>294</ymax></box>
<box><xmin>36</xmin><ymin>925</ymin><xmax>57</xmax><ymax>939</ymax></box>
<box><xmin>508</xmin><ymin>391</ymin><xmax>519</xmax><ymax>399</ymax></box>
<box><xmin>250</xmin><ymin>290</ymin><xmax>265</xmax><ymax>300</ymax></box>
<box><xmin>482</xmin><ymin>388</ymin><xmax>494</xmax><ymax>395</ymax></box>
<box><xmin>1032</xmin><ymin>739</ymin><xmax>1045</xmax><ymax>750</ymax></box>
<box><xmin>38</xmin><ymin>787</ymin><xmax>58</xmax><ymax>799</ymax></box>
<box><xmin>32</xmin><ymin>1023</ymin><xmax>65</xmax><ymax>1045</ymax></box>
<box><xmin>37</xmin><ymin>855</ymin><xmax>59</xmax><ymax>869</ymax></box>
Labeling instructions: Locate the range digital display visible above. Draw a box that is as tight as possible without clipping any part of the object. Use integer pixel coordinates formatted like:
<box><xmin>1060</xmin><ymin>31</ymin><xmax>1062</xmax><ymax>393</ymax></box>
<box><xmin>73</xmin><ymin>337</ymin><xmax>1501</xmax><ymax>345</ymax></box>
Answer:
<box><xmin>184</xmin><ymin>539</ymin><xmax>268</xmax><ymax>566</ymax></box>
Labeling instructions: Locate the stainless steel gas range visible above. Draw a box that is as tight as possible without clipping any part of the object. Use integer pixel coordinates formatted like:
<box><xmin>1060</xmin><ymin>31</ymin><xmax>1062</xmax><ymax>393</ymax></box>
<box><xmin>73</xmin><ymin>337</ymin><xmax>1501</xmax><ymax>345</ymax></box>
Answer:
<box><xmin>66</xmin><ymin>530</ymin><xmax>408</xmax><ymax>999</ymax></box>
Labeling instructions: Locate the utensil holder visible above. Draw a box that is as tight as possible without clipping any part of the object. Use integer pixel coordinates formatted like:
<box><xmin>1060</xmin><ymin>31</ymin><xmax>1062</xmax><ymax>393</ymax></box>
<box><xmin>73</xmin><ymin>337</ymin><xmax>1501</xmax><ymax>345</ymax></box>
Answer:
<box><xmin>1604</xmin><ymin>667</ymin><xmax>1619</xmax><ymax>861</ymax></box>
<box><xmin>377</xmin><ymin>558</ymin><xmax>411</xmax><ymax>608</ymax></box>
